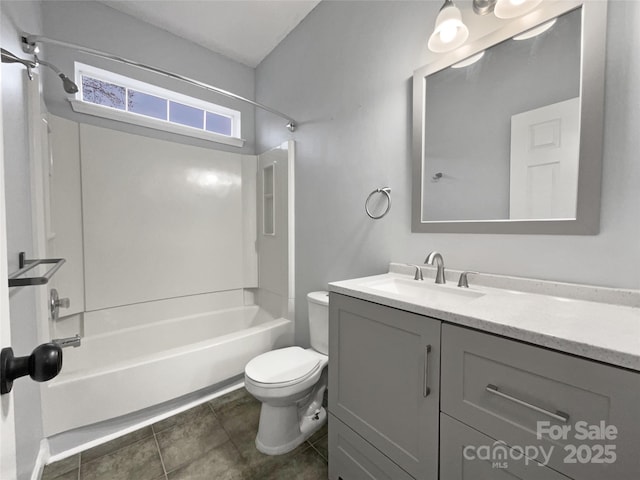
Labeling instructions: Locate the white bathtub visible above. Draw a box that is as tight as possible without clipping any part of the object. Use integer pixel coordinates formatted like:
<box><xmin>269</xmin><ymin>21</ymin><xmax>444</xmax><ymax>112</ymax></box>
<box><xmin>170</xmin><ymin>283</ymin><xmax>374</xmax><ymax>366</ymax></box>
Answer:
<box><xmin>42</xmin><ymin>304</ymin><xmax>293</xmax><ymax>436</ymax></box>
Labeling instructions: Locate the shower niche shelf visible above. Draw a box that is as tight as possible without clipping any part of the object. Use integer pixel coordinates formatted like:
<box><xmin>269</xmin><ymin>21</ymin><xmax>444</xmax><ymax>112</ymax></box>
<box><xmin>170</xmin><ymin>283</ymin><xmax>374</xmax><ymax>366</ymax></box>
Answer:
<box><xmin>8</xmin><ymin>252</ymin><xmax>66</xmax><ymax>287</ymax></box>
<box><xmin>263</xmin><ymin>164</ymin><xmax>275</xmax><ymax>236</ymax></box>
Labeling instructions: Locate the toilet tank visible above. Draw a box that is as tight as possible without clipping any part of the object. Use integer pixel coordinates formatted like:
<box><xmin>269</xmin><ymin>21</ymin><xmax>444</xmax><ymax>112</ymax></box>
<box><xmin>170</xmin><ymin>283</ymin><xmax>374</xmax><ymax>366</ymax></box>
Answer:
<box><xmin>307</xmin><ymin>291</ymin><xmax>329</xmax><ymax>355</ymax></box>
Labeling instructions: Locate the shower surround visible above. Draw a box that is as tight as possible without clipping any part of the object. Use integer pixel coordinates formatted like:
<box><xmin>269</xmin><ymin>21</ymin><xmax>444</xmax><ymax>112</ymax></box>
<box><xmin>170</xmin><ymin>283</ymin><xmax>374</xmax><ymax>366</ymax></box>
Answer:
<box><xmin>42</xmin><ymin>117</ymin><xmax>293</xmax><ymax>436</ymax></box>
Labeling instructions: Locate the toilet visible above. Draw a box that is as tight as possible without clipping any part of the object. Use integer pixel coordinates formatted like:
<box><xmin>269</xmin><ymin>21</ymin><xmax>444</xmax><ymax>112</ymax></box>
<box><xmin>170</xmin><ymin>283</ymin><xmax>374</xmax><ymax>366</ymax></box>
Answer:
<box><xmin>244</xmin><ymin>291</ymin><xmax>329</xmax><ymax>455</ymax></box>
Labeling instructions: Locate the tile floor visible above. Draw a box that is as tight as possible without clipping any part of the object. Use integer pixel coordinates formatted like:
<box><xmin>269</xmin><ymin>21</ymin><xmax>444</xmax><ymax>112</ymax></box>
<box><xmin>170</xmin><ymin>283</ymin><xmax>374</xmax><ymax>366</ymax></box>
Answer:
<box><xmin>42</xmin><ymin>388</ymin><xmax>328</xmax><ymax>480</ymax></box>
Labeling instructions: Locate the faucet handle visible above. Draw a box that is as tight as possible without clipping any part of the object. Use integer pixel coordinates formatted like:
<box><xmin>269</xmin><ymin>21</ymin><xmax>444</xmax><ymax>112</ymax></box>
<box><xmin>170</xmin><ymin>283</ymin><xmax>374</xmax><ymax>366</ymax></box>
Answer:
<box><xmin>406</xmin><ymin>264</ymin><xmax>424</xmax><ymax>281</ymax></box>
<box><xmin>457</xmin><ymin>271</ymin><xmax>478</xmax><ymax>288</ymax></box>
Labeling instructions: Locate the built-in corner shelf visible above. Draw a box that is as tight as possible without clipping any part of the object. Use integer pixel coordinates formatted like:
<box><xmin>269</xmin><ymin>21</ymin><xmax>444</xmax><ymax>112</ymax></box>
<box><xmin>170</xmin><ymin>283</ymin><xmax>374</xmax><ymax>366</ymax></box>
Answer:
<box><xmin>8</xmin><ymin>252</ymin><xmax>66</xmax><ymax>287</ymax></box>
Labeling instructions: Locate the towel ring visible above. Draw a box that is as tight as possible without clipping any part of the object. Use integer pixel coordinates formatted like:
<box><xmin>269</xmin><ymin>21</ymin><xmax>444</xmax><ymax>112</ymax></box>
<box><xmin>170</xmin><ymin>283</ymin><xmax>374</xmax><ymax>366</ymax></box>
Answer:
<box><xmin>365</xmin><ymin>187</ymin><xmax>391</xmax><ymax>219</ymax></box>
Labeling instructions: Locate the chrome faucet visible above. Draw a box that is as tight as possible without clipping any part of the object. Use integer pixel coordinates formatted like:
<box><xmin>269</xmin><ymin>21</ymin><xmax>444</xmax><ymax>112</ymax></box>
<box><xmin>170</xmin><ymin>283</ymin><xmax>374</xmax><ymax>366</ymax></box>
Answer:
<box><xmin>406</xmin><ymin>264</ymin><xmax>424</xmax><ymax>281</ymax></box>
<box><xmin>424</xmin><ymin>251</ymin><xmax>446</xmax><ymax>284</ymax></box>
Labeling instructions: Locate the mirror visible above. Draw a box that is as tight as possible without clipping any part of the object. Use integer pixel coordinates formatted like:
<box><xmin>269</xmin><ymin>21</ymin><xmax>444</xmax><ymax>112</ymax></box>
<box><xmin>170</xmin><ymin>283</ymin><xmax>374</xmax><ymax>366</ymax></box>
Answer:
<box><xmin>412</xmin><ymin>1</ymin><xmax>607</xmax><ymax>234</ymax></box>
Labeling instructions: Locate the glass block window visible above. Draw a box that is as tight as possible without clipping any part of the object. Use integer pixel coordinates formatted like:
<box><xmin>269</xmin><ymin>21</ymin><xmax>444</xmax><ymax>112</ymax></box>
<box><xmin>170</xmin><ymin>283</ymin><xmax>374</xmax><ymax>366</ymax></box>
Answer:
<box><xmin>74</xmin><ymin>63</ymin><xmax>241</xmax><ymax>141</ymax></box>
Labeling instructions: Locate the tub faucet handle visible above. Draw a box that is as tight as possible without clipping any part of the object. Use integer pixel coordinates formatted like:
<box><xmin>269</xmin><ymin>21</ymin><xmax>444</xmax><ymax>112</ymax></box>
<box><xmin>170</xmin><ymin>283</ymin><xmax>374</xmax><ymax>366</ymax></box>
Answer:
<box><xmin>50</xmin><ymin>288</ymin><xmax>70</xmax><ymax>321</ymax></box>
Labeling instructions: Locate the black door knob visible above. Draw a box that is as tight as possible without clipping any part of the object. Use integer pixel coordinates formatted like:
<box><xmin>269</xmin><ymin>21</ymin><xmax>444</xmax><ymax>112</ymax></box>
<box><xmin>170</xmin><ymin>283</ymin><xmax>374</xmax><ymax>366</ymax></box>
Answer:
<box><xmin>1</xmin><ymin>343</ymin><xmax>63</xmax><ymax>394</ymax></box>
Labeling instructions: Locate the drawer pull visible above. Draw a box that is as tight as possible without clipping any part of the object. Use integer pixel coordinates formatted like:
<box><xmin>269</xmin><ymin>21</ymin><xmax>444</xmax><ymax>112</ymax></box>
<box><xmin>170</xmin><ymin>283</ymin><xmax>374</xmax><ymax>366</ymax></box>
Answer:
<box><xmin>486</xmin><ymin>384</ymin><xmax>570</xmax><ymax>423</ymax></box>
<box><xmin>423</xmin><ymin>345</ymin><xmax>432</xmax><ymax>397</ymax></box>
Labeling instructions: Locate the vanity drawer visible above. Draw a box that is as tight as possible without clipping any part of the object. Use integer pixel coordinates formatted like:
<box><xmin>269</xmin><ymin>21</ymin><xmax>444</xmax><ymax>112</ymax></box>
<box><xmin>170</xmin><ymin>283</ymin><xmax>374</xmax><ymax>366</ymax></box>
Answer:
<box><xmin>441</xmin><ymin>324</ymin><xmax>640</xmax><ymax>480</ymax></box>
<box><xmin>440</xmin><ymin>413</ymin><xmax>571</xmax><ymax>480</ymax></box>
<box><xmin>329</xmin><ymin>414</ymin><xmax>414</xmax><ymax>480</ymax></box>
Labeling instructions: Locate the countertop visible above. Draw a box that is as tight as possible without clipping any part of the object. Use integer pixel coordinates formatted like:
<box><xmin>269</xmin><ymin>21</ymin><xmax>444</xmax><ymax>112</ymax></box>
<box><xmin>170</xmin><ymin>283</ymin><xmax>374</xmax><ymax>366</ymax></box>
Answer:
<box><xmin>329</xmin><ymin>266</ymin><xmax>640</xmax><ymax>372</ymax></box>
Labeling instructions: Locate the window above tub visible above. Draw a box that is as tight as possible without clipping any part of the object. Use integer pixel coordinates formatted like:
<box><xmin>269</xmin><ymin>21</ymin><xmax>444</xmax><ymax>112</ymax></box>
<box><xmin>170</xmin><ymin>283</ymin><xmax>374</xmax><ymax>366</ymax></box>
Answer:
<box><xmin>71</xmin><ymin>63</ymin><xmax>244</xmax><ymax>147</ymax></box>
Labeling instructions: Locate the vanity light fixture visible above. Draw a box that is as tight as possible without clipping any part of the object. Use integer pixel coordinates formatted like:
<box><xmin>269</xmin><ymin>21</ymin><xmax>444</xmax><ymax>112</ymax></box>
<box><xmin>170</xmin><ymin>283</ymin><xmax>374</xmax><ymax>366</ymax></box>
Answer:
<box><xmin>512</xmin><ymin>18</ymin><xmax>557</xmax><ymax>40</ymax></box>
<box><xmin>473</xmin><ymin>0</ymin><xmax>497</xmax><ymax>16</ymax></box>
<box><xmin>428</xmin><ymin>0</ymin><xmax>470</xmax><ymax>53</ymax></box>
<box><xmin>494</xmin><ymin>0</ymin><xmax>543</xmax><ymax>19</ymax></box>
<box><xmin>451</xmin><ymin>50</ymin><xmax>485</xmax><ymax>68</ymax></box>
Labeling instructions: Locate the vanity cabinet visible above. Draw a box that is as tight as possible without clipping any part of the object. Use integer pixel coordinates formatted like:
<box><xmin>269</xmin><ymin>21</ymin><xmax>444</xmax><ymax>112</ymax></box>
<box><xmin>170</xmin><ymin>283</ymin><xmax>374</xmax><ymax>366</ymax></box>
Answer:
<box><xmin>328</xmin><ymin>293</ymin><xmax>441</xmax><ymax>479</ymax></box>
<box><xmin>329</xmin><ymin>413</ymin><xmax>414</xmax><ymax>480</ymax></box>
<box><xmin>328</xmin><ymin>293</ymin><xmax>640</xmax><ymax>480</ymax></box>
<box><xmin>440</xmin><ymin>324</ymin><xmax>640</xmax><ymax>480</ymax></box>
<box><xmin>440</xmin><ymin>413</ymin><xmax>572</xmax><ymax>480</ymax></box>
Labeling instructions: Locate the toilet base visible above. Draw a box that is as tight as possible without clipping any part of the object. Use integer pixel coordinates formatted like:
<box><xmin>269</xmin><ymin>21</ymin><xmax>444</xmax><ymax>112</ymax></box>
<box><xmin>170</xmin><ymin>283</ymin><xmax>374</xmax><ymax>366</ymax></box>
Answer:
<box><xmin>255</xmin><ymin>405</ymin><xmax>327</xmax><ymax>455</ymax></box>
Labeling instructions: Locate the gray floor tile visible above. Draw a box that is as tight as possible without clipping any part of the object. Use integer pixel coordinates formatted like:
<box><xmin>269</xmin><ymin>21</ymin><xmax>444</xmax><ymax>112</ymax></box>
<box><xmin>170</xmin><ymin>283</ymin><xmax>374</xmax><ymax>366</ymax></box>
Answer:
<box><xmin>166</xmin><ymin>440</ymin><xmax>248</xmax><ymax>480</ymax></box>
<box><xmin>152</xmin><ymin>403</ymin><xmax>214</xmax><ymax>435</ymax></box>
<box><xmin>80</xmin><ymin>437</ymin><xmax>164</xmax><ymax>480</ymax></box>
<box><xmin>242</xmin><ymin>443</ymin><xmax>314</xmax><ymax>480</ymax></box>
<box><xmin>310</xmin><ymin>434</ymin><xmax>328</xmax><ymax>461</ymax></box>
<box><xmin>42</xmin><ymin>454</ymin><xmax>79</xmax><ymax>480</ymax></box>
<box><xmin>44</xmin><ymin>468</ymin><xmax>79</xmax><ymax>480</ymax></box>
<box><xmin>214</xmin><ymin>394</ymin><xmax>261</xmax><ymax>441</ymax></box>
<box><xmin>155</xmin><ymin>404</ymin><xmax>230</xmax><ymax>472</ymax></box>
<box><xmin>259</xmin><ymin>447</ymin><xmax>328</xmax><ymax>480</ymax></box>
<box><xmin>216</xmin><ymin>397</ymin><xmax>312</xmax><ymax>476</ymax></box>
<box><xmin>81</xmin><ymin>426</ymin><xmax>153</xmax><ymax>463</ymax></box>
<box><xmin>208</xmin><ymin>387</ymin><xmax>255</xmax><ymax>417</ymax></box>
<box><xmin>66</xmin><ymin>388</ymin><xmax>327</xmax><ymax>480</ymax></box>
<box><xmin>307</xmin><ymin>422</ymin><xmax>328</xmax><ymax>445</ymax></box>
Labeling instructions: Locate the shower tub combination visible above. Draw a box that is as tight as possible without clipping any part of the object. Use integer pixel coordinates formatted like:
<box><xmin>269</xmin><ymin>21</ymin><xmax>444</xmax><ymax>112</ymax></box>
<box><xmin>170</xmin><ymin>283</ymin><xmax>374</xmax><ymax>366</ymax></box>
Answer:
<box><xmin>42</xmin><ymin>295</ymin><xmax>292</xmax><ymax>436</ymax></box>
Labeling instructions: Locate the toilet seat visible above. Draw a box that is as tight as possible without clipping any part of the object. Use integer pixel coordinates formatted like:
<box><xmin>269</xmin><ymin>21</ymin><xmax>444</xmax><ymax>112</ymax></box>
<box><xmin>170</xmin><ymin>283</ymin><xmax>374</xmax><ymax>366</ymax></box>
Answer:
<box><xmin>245</xmin><ymin>346</ymin><xmax>325</xmax><ymax>388</ymax></box>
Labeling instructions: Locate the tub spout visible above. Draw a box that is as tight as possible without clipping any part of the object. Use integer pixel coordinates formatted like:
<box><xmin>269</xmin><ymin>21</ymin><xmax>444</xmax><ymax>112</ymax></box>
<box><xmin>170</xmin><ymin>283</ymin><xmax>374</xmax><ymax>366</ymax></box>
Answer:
<box><xmin>52</xmin><ymin>334</ymin><xmax>81</xmax><ymax>349</ymax></box>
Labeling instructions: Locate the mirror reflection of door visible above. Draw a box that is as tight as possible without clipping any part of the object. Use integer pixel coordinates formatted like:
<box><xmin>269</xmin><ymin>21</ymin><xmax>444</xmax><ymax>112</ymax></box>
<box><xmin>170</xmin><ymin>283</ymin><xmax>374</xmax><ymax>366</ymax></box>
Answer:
<box><xmin>420</xmin><ymin>6</ymin><xmax>582</xmax><ymax>223</ymax></box>
<box><xmin>509</xmin><ymin>97</ymin><xmax>580</xmax><ymax>220</ymax></box>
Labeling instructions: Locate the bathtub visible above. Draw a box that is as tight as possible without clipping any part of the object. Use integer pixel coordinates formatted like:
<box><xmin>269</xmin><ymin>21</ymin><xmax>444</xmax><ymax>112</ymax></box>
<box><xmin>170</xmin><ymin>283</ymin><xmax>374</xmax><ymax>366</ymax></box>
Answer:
<box><xmin>41</xmin><ymin>304</ymin><xmax>293</xmax><ymax>436</ymax></box>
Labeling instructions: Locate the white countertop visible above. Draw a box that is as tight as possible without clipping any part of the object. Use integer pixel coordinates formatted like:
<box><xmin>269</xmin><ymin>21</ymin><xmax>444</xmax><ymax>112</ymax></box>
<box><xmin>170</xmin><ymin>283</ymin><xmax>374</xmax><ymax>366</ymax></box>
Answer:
<box><xmin>329</xmin><ymin>268</ymin><xmax>640</xmax><ymax>372</ymax></box>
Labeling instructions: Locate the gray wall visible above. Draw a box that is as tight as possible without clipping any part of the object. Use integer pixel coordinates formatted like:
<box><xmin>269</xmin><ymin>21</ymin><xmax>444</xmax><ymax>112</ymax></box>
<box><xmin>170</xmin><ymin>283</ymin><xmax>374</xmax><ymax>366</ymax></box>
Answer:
<box><xmin>1</xmin><ymin>2</ymin><xmax>45</xmax><ymax>478</ymax></box>
<box><xmin>256</xmin><ymin>1</ymin><xmax>640</xmax><ymax>347</ymax></box>
<box><xmin>423</xmin><ymin>8</ymin><xmax>581</xmax><ymax>220</ymax></box>
<box><xmin>41</xmin><ymin>0</ymin><xmax>256</xmax><ymax>154</ymax></box>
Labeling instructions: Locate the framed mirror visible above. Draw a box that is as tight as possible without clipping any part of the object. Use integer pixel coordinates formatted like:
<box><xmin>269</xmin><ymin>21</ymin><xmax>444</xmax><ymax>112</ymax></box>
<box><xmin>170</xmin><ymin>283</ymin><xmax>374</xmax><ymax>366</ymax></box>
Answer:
<box><xmin>412</xmin><ymin>1</ymin><xmax>607</xmax><ymax>234</ymax></box>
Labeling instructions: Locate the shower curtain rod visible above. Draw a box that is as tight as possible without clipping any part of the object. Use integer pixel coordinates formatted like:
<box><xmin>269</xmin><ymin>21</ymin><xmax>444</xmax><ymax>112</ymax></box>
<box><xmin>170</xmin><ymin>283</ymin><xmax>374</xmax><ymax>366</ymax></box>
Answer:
<box><xmin>21</xmin><ymin>34</ymin><xmax>297</xmax><ymax>132</ymax></box>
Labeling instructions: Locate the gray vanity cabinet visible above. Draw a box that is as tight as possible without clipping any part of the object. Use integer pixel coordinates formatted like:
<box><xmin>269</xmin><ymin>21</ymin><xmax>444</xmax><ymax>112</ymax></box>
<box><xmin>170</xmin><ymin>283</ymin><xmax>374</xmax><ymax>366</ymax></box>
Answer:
<box><xmin>329</xmin><ymin>413</ymin><xmax>415</xmax><ymax>480</ymax></box>
<box><xmin>439</xmin><ymin>413</ymin><xmax>572</xmax><ymax>480</ymax></box>
<box><xmin>328</xmin><ymin>293</ymin><xmax>441</xmax><ymax>479</ymax></box>
<box><xmin>440</xmin><ymin>324</ymin><xmax>640</xmax><ymax>480</ymax></box>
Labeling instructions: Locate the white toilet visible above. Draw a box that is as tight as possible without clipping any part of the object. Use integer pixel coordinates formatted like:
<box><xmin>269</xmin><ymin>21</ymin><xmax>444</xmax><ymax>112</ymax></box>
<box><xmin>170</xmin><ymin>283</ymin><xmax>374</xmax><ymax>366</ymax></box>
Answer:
<box><xmin>244</xmin><ymin>291</ymin><xmax>329</xmax><ymax>455</ymax></box>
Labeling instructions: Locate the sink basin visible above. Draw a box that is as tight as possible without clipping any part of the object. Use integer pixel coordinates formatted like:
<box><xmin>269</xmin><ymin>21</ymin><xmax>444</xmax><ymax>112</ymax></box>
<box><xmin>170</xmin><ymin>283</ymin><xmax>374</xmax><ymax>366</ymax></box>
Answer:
<box><xmin>365</xmin><ymin>277</ymin><xmax>485</xmax><ymax>302</ymax></box>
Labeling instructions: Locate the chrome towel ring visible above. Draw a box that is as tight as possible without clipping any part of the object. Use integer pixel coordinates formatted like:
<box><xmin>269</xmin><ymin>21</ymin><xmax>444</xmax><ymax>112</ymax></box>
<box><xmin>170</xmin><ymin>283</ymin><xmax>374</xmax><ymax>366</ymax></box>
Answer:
<box><xmin>365</xmin><ymin>187</ymin><xmax>391</xmax><ymax>219</ymax></box>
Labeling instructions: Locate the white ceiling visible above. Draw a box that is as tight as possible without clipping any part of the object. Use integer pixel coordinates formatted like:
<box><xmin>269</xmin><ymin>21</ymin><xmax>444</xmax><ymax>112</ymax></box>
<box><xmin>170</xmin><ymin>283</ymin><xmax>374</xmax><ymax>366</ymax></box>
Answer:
<box><xmin>100</xmin><ymin>0</ymin><xmax>321</xmax><ymax>68</ymax></box>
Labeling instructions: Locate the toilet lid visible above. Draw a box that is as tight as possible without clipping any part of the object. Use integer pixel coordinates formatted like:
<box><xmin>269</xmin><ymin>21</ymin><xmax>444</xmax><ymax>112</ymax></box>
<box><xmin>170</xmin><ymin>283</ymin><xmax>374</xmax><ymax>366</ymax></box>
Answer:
<box><xmin>245</xmin><ymin>346</ymin><xmax>322</xmax><ymax>384</ymax></box>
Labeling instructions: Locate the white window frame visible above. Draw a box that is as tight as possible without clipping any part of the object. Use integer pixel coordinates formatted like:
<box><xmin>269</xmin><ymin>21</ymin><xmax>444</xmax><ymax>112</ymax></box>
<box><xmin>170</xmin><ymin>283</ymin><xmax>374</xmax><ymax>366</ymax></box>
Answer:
<box><xmin>71</xmin><ymin>62</ymin><xmax>244</xmax><ymax>148</ymax></box>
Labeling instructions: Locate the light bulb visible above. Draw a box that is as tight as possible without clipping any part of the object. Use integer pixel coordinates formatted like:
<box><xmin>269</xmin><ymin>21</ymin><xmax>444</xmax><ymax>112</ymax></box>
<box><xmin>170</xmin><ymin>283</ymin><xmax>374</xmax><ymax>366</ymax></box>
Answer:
<box><xmin>428</xmin><ymin>0</ymin><xmax>469</xmax><ymax>53</ymax></box>
<box><xmin>439</xmin><ymin>22</ymin><xmax>459</xmax><ymax>44</ymax></box>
